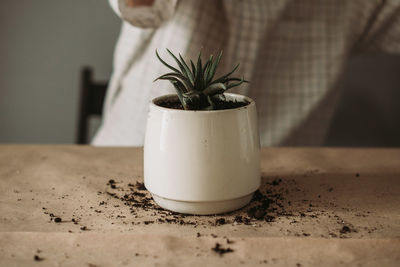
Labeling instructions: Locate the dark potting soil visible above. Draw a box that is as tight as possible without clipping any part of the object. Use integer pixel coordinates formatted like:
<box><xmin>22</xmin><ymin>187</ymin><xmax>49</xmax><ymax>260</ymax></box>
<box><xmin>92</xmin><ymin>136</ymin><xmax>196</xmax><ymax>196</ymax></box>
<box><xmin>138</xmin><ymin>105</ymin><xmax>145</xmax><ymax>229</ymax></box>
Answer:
<box><xmin>215</xmin><ymin>218</ymin><xmax>226</xmax><ymax>225</ymax></box>
<box><xmin>212</xmin><ymin>243</ymin><xmax>234</xmax><ymax>256</ymax></box>
<box><xmin>340</xmin><ymin>225</ymin><xmax>352</xmax><ymax>234</ymax></box>
<box><xmin>158</xmin><ymin>99</ymin><xmax>249</xmax><ymax>110</ymax></box>
<box><xmin>94</xmin><ymin>177</ymin><xmax>372</xmax><ymax>239</ymax></box>
<box><xmin>39</xmin><ymin>170</ymin><xmax>379</xmax><ymax>243</ymax></box>
<box><xmin>34</xmin><ymin>255</ymin><xmax>44</xmax><ymax>261</ymax></box>
<box><xmin>101</xmin><ymin>179</ymin><xmax>288</xmax><ymax>227</ymax></box>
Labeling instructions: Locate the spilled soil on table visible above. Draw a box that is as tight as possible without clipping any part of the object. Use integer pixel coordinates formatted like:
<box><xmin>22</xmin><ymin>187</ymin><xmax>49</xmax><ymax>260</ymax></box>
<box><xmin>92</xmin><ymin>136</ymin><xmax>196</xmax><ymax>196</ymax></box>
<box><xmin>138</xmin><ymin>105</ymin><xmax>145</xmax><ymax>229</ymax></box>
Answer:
<box><xmin>41</xmin><ymin>172</ymin><xmax>375</xmax><ymax>240</ymax></box>
<box><xmin>102</xmin><ymin>178</ymin><xmax>288</xmax><ymax>226</ymax></box>
<box><xmin>92</xmin><ymin>176</ymin><xmax>364</xmax><ymax>239</ymax></box>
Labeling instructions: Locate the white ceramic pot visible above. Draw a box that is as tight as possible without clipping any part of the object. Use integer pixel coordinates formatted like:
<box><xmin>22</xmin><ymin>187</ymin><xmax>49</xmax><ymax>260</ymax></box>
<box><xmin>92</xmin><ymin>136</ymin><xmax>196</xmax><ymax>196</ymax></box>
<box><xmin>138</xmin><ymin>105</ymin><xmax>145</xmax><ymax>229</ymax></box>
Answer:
<box><xmin>144</xmin><ymin>93</ymin><xmax>260</xmax><ymax>215</ymax></box>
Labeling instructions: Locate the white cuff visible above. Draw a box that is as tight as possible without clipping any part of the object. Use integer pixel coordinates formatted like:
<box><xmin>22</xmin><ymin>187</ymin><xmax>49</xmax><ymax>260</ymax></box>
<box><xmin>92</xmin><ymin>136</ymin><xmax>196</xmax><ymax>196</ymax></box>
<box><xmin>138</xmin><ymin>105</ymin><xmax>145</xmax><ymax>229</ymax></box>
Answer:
<box><xmin>114</xmin><ymin>0</ymin><xmax>178</xmax><ymax>28</ymax></box>
<box><xmin>108</xmin><ymin>0</ymin><xmax>121</xmax><ymax>17</ymax></box>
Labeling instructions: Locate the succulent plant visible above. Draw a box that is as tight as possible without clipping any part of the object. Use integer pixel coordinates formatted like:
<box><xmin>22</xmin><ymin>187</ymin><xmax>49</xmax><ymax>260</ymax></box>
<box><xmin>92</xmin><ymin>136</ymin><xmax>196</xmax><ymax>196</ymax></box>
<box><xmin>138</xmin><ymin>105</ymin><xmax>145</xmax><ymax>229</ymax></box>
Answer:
<box><xmin>154</xmin><ymin>49</ymin><xmax>248</xmax><ymax>110</ymax></box>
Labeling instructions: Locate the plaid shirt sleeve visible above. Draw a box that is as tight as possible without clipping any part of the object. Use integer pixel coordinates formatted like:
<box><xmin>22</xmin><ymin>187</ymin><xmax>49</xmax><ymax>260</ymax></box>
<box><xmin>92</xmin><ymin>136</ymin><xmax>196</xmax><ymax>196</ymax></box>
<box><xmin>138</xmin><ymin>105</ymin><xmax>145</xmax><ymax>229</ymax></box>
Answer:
<box><xmin>356</xmin><ymin>0</ymin><xmax>400</xmax><ymax>54</ymax></box>
<box><xmin>109</xmin><ymin>0</ymin><xmax>178</xmax><ymax>28</ymax></box>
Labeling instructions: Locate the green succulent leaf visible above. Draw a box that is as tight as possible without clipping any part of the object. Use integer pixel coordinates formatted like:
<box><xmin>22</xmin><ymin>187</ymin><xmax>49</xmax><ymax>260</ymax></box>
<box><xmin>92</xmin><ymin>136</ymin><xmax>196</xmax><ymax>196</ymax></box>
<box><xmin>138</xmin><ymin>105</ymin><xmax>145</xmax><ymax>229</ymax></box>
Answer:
<box><xmin>206</xmin><ymin>95</ymin><xmax>215</xmax><ymax>110</ymax></box>
<box><xmin>206</xmin><ymin>51</ymin><xmax>222</xmax><ymax>84</ymax></box>
<box><xmin>155</xmin><ymin>50</ymin><xmax>180</xmax><ymax>73</ymax></box>
<box><xmin>166</xmin><ymin>49</ymin><xmax>194</xmax><ymax>86</ymax></box>
<box><xmin>182</xmin><ymin>91</ymin><xmax>202</xmax><ymax>110</ymax></box>
<box><xmin>203</xmin><ymin>82</ymin><xmax>226</xmax><ymax>96</ymax></box>
<box><xmin>178</xmin><ymin>53</ymin><xmax>194</xmax><ymax>84</ymax></box>
<box><xmin>224</xmin><ymin>77</ymin><xmax>248</xmax><ymax>83</ymax></box>
<box><xmin>190</xmin><ymin>60</ymin><xmax>196</xmax><ymax>77</ymax></box>
<box><xmin>171</xmin><ymin>81</ymin><xmax>188</xmax><ymax>109</ymax></box>
<box><xmin>154</xmin><ymin>49</ymin><xmax>248</xmax><ymax>110</ymax></box>
<box><xmin>154</xmin><ymin>72</ymin><xmax>192</xmax><ymax>91</ymax></box>
<box><xmin>211</xmin><ymin>63</ymin><xmax>240</xmax><ymax>85</ymax></box>
<box><xmin>194</xmin><ymin>51</ymin><xmax>203</xmax><ymax>90</ymax></box>
<box><xmin>202</xmin><ymin>64</ymin><xmax>211</xmax><ymax>88</ymax></box>
<box><xmin>225</xmin><ymin>76</ymin><xmax>247</xmax><ymax>90</ymax></box>
<box><xmin>202</xmin><ymin>55</ymin><xmax>213</xmax><ymax>79</ymax></box>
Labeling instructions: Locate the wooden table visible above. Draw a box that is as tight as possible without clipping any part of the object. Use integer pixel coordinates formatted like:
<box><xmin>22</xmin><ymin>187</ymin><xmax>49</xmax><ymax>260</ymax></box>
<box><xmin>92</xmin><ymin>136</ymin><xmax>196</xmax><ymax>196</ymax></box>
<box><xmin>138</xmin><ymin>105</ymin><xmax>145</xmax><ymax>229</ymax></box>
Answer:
<box><xmin>0</xmin><ymin>145</ymin><xmax>399</xmax><ymax>266</ymax></box>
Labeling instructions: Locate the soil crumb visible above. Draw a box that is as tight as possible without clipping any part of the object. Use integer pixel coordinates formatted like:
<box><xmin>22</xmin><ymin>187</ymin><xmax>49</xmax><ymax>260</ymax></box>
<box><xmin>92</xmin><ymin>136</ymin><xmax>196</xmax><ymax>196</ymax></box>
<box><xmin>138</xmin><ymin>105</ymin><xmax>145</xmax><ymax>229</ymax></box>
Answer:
<box><xmin>212</xmin><ymin>243</ymin><xmax>234</xmax><ymax>256</ymax></box>
<box><xmin>34</xmin><ymin>255</ymin><xmax>44</xmax><ymax>261</ymax></box>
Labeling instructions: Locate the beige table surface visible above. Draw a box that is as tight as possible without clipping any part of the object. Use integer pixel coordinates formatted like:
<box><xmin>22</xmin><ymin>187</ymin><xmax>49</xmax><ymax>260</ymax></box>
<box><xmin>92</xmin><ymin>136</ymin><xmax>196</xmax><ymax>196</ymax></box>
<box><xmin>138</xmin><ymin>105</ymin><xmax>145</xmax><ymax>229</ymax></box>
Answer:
<box><xmin>0</xmin><ymin>145</ymin><xmax>399</xmax><ymax>266</ymax></box>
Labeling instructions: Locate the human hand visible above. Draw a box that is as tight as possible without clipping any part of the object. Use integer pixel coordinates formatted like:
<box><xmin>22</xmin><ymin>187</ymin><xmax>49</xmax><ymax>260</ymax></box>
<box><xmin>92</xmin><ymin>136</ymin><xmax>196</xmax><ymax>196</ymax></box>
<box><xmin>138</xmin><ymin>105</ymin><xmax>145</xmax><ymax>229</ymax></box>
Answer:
<box><xmin>125</xmin><ymin>0</ymin><xmax>155</xmax><ymax>7</ymax></box>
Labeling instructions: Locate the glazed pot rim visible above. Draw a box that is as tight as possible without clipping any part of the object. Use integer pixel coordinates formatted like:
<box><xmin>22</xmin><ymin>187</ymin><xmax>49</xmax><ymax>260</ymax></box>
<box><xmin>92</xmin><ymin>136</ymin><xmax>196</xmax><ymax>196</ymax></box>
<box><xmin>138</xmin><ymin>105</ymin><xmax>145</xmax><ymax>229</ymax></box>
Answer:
<box><xmin>150</xmin><ymin>93</ymin><xmax>255</xmax><ymax>113</ymax></box>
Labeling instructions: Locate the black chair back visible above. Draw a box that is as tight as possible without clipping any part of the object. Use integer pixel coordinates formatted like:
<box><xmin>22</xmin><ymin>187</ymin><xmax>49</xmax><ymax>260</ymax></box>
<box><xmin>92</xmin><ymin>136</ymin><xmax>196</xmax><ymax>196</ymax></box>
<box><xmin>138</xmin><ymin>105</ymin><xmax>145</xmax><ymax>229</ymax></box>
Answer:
<box><xmin>76</xmin><ymin>67</ymin><xmax>108</xmax><ymax>144</ymax></box>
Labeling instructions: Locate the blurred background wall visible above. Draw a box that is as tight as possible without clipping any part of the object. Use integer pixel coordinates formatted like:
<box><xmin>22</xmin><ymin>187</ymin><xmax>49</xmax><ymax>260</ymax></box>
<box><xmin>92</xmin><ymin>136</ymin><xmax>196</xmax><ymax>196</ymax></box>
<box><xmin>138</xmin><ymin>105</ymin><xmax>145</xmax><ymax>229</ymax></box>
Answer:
<box><xmin>0</xmin><ymin>0</ymin><xmax>121</xmax><ymax>143</ymax></box>
<box><xmin>0</xmin><ymin>0</ymin><xmax>399</xmax><ymax>146</ymax></box>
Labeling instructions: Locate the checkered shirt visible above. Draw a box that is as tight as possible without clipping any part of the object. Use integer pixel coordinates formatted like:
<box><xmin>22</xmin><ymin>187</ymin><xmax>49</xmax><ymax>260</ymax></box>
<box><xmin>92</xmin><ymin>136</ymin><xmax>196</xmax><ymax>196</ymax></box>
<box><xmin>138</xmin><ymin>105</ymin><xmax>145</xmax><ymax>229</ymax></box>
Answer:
<box><xmin>93</xmin><ymin>0</ymin><xmax>400</xmax><ymax>146</ymax></box>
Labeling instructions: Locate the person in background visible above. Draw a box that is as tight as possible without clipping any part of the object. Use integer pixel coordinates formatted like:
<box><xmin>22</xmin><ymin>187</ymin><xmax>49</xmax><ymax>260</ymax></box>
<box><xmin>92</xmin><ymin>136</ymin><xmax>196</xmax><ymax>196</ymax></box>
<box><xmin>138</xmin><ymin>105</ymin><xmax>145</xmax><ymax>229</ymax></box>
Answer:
<box><xmin>93</xmin><ymin>0</ymin><xmax>400</xmax><ymax>146</ymax></box>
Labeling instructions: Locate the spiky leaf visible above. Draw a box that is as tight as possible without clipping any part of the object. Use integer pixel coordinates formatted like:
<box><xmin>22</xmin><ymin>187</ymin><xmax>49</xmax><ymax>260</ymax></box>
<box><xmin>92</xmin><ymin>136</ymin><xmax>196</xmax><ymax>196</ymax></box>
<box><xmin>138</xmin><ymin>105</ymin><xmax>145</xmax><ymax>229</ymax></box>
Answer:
<box><xmin>155</xmin><ymin>50</ymin><xmax>180</xmax><ymax>73</ymax></box>
<box><xmin>203</xmin><ymin>83</ymin><xmax>226</xmax><ymax>96</ymax></box>
<box><xmin>166</xmin><ymin>49</ymin><xmax>194</xmax><ymax>86</ymax></box>
<box><xmin>154</xmin><ymin>72</ymin><xmax>192</xmax><ymax>91</ymax></box>
<box><xmin>206</xmin><ymin>51</ymin><xmax>222</xmax><ymax>84</ymax></box>
<box><xmin>225</xmin><ymin>76</ymin><xmax>247</xmax><ymax>90</ymax></box>
<box><xmin>154</xmin><ymin>49</ymin><xmax>248</xmax><ymax>110</ymax></box>
<box><xmin>211</xmin><ymin>63</ymin><xmax>240</xmax><ymax>85</ymax></box>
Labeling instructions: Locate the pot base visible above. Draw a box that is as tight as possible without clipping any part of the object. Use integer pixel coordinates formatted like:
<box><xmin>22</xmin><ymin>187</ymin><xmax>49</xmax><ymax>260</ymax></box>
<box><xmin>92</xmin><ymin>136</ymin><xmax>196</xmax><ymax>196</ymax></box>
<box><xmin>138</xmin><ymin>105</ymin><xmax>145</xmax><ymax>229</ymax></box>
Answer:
<box><xmin>151</xmin><ymin>193</ymin><xmax>253</xmax><ymax>215</ymax></box>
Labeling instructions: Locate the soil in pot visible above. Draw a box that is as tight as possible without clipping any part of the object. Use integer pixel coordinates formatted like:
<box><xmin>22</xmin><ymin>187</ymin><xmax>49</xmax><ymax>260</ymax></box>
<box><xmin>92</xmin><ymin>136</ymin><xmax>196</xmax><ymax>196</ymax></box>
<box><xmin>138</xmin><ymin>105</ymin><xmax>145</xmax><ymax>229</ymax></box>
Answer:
<box><xmin>157</xmin><ymin>98</ymin><xmax>249</xmax><ymax>110</ymax></box>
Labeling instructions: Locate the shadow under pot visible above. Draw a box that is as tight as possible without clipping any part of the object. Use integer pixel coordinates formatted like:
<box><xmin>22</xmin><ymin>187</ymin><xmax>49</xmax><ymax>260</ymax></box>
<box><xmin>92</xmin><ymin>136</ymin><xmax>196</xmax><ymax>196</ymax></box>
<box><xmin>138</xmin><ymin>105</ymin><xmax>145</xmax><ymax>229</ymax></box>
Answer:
<box><xmin>144</xmin><ymin>93</ymin><xmax>260</xmax><ymax>215</ymax></box>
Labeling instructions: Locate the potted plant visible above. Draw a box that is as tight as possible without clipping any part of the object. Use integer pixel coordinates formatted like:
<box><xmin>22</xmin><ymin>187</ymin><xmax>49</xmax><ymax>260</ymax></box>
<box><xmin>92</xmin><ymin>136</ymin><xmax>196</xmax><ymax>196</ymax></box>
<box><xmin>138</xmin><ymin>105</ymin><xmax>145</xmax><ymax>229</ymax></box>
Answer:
<box><xmin>144</xmin><ymin>49</ymin><xmax>260</xmax><ymax>215</ymax></box>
